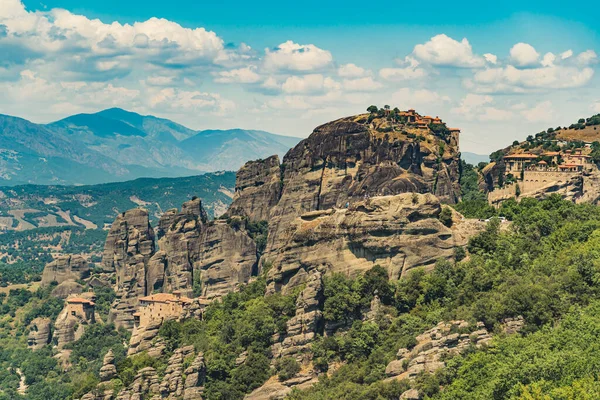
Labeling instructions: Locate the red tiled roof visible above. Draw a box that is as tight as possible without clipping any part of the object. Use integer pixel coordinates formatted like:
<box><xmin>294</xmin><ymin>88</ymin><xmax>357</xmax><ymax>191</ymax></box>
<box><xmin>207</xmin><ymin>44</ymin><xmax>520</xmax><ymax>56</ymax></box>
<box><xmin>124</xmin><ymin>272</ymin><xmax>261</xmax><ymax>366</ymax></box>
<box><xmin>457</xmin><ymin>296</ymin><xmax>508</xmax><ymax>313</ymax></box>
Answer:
<box><xmin>504</xmin><ymin>154</ymin><xmax>538</xmax><ymax>159</ymax></box>
<box><xmin>67</xmin><ymin>297</ymin><xmax>95</xmax><ymax>306</ymax></box>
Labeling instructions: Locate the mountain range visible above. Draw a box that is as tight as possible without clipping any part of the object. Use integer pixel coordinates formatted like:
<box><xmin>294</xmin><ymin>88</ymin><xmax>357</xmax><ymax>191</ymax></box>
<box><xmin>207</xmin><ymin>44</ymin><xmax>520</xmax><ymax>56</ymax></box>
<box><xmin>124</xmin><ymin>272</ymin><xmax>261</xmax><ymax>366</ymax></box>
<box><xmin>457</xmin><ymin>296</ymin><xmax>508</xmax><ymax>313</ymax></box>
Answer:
<box><xmin>0</xmin><ymin>108</ymin><xmax>300</xmax><ymax>186</ymax></box>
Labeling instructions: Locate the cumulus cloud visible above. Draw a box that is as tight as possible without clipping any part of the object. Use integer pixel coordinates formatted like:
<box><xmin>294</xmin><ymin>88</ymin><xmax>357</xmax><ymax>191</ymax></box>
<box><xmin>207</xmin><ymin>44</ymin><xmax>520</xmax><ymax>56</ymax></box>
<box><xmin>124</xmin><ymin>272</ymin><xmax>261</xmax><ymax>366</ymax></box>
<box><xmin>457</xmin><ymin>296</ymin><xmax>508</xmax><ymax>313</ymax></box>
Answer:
<box><xmin>521</xmin><ymin>101</ymin><xmax>554</xmax><ymax>122</ymax></box>
<box><xmin>281</xmin><ymin>74</ymin><xmax>340</xmax><ymax>94</ymax></box>
<box><xmin>338</xmin><ymin>63</ymin><xmax>369</xmax><ymax>78</ymax></box>
<box><xmin>214</xmin><ymin>66</ymin><xmax>261</xmax><ymax>83</ymax></box>
<box><xmin>451</xmin><ymin>93</ymin><xmax>513</xmax><ymax>121</ymax></box>
<box><xmin>148</xmin><ymin>88</ymin><xmax>235</xmax><ymax>115</ymax></box>
<box><xmin>509</xmin><ymin>43</ymin><xmax>540</xmax><ymax>67</ymax></box>
<box><xmin>390</xmin><ymin>88</ymin><xmax>450</xmax><ymax>108</ymax></box>
<box><xmin>379</xmin><ymin>56</ymin><xmax>427</xmax><ymax>81</ymax></box>
<box><xmin>342</xmin><ymin>76</ymin><xmax>383</xmax><ymax>92</ymax></box>
<box><xmin>466</xmin><ymin>62</ymin><xmax>594</xmax><ymax>93</ymax></box>
<box><xmin>592</xmin><ymin>102</ymin><xmax>600</xmax><ymax>113</ymax></box>
<box><xmin>263</xmin><ymin>41</ymin><xmax>333</xmax><ymax>72</ymax></box>
<box><xmin>484</xmin><ymin>53</ymin><xmax>498</xmax><ymax>64</ymax></box>
<box><xmin>0</xmin><ymin>0</ymin><xmax>232</xmax><ymax>81</ymax></box>
<box><xmin>412</xmin><ymin>34</ymin><xmax>485</xmax><ymax>68</ymax></box>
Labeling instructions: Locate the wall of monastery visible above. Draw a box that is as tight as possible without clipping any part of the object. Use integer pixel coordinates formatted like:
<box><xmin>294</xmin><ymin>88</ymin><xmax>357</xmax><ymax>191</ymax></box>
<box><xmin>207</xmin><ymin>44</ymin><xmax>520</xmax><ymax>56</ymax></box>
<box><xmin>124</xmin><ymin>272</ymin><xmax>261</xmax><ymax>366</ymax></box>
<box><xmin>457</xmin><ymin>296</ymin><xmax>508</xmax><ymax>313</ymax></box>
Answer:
<box><xmin>521</xmin><ymin>171</ymin><xmax>579</xmax><ymax>194</ymax></box>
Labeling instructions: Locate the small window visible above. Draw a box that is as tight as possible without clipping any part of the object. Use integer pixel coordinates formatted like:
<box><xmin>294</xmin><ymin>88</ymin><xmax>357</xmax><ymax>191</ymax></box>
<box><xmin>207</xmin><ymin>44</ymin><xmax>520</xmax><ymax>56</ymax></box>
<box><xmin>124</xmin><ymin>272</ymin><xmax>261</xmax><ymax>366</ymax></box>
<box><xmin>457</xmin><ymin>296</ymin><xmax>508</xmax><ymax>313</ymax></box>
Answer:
<box><xmin>71</xmin><ymin>311</ymin><xmax>76</xmax><ymax>316</ymax></box>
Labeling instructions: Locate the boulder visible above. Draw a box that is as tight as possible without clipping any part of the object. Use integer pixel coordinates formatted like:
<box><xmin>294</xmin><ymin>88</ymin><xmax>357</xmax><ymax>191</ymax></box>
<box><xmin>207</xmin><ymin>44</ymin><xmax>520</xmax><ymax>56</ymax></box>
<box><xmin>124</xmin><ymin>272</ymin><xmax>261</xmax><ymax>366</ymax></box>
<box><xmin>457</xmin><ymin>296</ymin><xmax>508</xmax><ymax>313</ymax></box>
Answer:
<box><xmin>27</xmin><ymin>317</ymin><xmax>51</xmax><ymax>350</ymax></box>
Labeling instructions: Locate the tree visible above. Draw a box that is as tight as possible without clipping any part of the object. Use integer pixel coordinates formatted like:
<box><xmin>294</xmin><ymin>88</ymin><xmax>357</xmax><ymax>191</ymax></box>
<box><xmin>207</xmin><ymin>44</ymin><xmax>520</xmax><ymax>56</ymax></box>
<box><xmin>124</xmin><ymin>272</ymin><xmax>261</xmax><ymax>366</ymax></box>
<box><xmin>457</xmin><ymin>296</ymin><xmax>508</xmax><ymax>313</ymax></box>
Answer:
<box><xmin>367</xmin><ymin>105</ymin><xmax>378</xmax><ymax>114</ymax></box>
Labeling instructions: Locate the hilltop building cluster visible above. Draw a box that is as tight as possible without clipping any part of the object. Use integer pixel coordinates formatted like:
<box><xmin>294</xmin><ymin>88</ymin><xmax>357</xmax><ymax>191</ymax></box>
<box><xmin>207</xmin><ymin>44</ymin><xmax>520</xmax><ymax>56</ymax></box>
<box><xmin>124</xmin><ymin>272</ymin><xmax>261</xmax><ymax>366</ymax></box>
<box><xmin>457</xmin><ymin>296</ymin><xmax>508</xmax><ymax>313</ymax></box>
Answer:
<box><xmin>398</xmin><ymin>108</ymin><xmax>461</xmax><ymax>134</ymax></box>
<box><xmin>489</xmin><ymin>148</ymin><xmax>597</xmax><ymax>205</ymax></box>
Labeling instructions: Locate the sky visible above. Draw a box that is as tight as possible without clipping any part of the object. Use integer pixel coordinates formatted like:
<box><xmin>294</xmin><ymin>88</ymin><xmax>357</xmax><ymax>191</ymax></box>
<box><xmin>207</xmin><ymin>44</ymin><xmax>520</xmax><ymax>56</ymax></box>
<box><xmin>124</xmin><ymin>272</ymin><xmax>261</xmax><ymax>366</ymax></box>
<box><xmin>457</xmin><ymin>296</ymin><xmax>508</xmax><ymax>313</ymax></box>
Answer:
<box><xmin>1</xmin><ymin>0</ymin><xmax>599</xmax><ymax>154</ymax></box>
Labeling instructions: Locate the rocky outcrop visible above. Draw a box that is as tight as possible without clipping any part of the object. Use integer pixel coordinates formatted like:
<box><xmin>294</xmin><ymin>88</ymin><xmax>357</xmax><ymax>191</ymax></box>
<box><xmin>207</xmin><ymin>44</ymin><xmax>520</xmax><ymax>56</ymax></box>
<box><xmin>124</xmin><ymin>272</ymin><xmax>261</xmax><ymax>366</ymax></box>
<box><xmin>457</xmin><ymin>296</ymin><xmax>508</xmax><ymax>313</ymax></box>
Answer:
<box><xmin>227</xmin><ymin>155</ymin><xmax>282</xmax><ymax>222</ymax></box>
<box><xmin>385</xmin><ymin>320</ymin><xmax>492</xmax><ymax>381</ymax></box>
<box><xmin>104</xmin><ymin>209</ymin><xmax>156</xmax><ymax>330</ymax></box>
<box><xmin>41</xmin><ymin>255</ymin><xmax>90</xmax><ymax>286</ymax></box>
<box><xmin>127</xmin><ymin>319</ymin><xmax>166</xmax><ymax>357</ymax></box>
<box><xmin>116</xmin><ymin>367</ymin><xmax>160</xmax><ymax>400</ymax></box>
<box><xmin>99</xmin><ymin>349</ymin><xmax>117</xmax><ymax>381</ymax></box>
<box><xmin>53</xmin><ymin>294</ymin><xmax>97</xmax><ymax>349</ymax></box>
<box><xmin>84</xmin><ymin>347</ymin><xmax>206</xmax><ymax>400</ymax></box>
<box><xmin>27</xmin><ymin>317</ymin><xmax>52</xmax><ymax>350</ymax></box>
<box><xmin>265</xmin><ymin>193</ymin><xmax>469</xmax><ymax>293</ymax></box>
<box><xmin>196</xmin><ymin>220</ymin><xmax>257</xmax><ymax>298</ymax></box>
<box><xmin>151</xmin><ymin>198</ymin><xmax>257</xmax><ymax>299</ymax></box>
<box><xmin>264</xmin><ymin>116</ymin><xmax>460</xmax><ymax>268</ymax></box>
<box><xmin>272</xmin><ymin>270</ymin><xmax>324</xmax><ymax>360</ymax></box>
<box><xmin>51</xmin><ymin>280</ymin><xmax>84</xmax><ymax>299</ymax></box>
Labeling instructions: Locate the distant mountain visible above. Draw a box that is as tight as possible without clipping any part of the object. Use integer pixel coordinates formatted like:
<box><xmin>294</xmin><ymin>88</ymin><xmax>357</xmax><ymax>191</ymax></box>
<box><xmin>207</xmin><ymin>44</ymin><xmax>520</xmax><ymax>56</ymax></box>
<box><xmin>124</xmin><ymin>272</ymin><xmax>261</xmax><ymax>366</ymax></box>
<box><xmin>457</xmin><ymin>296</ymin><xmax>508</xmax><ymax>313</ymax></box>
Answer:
<box><xmin>461</xmin><ymin>152</ymin><xmax>489</xmax><ymax>165</ymax></box>
<box><xmin>0</xmin><ymin>108</ymin><xmax>300</xmax><ymax>185</ymax></box>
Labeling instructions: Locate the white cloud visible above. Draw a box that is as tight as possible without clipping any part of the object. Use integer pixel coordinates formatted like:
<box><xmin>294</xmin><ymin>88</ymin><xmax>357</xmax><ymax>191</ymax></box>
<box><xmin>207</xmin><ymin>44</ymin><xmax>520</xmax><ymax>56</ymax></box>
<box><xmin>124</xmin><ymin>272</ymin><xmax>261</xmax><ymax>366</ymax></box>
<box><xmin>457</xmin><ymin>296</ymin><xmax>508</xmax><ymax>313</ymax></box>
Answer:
<box><xmin>576</xmin><ymin>50</ymin><xmax>598</xmax><ymax>66</ymax></box>
<box><xmin>467</xmin><ymin>62</ymin><xmax>594</xmax><ymax>93</ymax></box>
<box><xmin>509</xmin><ymin>43</ymin><xmax>539</xmax><ymax>67</ymax></box>
<box><xmin>484</xmin><ymin>53</ymin><xmax>498</xmax><ymax>64</ymax></box>
<box><xmin>390</xmin><ymin>88</ymin><xmax>450</xmax><ymax>107</ymax></box>
<box><xmin>338</xmin><ymin>63</ymin><xmax>369</xmax><ymax>78</ymax></box>
<box><xmin>541</xmin><ymin>52</ymin><xmax>556</xmax><ymax>67</ymax></box>
<box><xmin>264</xmin><ymin>41</ymin><xmax>333</xmax><ymax>72</ymax></box>
<box><xmin>0</xmin><ymin>0</ymin><xmax>231</xmax><ymax>82</ymax></box>
<box><xmin>215</xmin><ymin>66</ymin><xmax>261</xmax><ymax>84</ymax></box>
<box><xmin>379</xmin><ymin>56</ymin><xmax>427</xmax><ymax>81</ymax></box>
<box><xmin>149</xmin><ymin>88</ymin><xmax>235</xmax><ymax>115</ymax></box>
<box><xmin>281</xmin><ymin>74</ymin><xmax>340</xmax><ymax>94</ymax></box>
<box><xmin>412</xmin><ymin>34</ymin><xmax>485</xmax><ymax>68</ymax></box>
<box><xmin>342</xmin><ymin>76</ymin><xmax>383</xmax><ymax>92</ymax></box>
<box><xmin>592</xmin><ymin>102</ymin><xmax>600</xmax><ymax>113</ymax></box>
<box><xmin>521</xmin><ymin>101</ymin><xmax>554</xmax><ymax>122</ymax></box>
<box><xmin>451</xmin><ymin>93</ymin><xmax>513</xmax><ymax>122</ymax></box>
<box><xmin>561</xmin><ymin>50</ymin><xmax>573</xmax><ymax>60</ymax></box>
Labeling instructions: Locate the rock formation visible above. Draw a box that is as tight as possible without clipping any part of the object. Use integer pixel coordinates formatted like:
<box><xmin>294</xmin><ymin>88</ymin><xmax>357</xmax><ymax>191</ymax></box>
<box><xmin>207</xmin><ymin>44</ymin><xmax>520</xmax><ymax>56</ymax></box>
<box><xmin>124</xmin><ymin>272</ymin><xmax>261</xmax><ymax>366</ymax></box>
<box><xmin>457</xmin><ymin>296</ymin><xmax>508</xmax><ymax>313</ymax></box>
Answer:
<box><xmin>41</xmin><ymin>255</ymin><xmax>90</xmax><ymax>286</ymax></box>
<box><xmin>151</xmin><ymin>197</ymin><xmax>257</xmax><ymax>299</ymax></box>
<box><xmin>385</xmin><ymin>320</ymin><xmax>492</xmax><ymax>381</ymax></box>
<box><xmin>104</xmin><ymin>208</ymin><xmax>156</xmax><ymax>330</ymax></box>
<box><xmin>83</xmin><ymin>347</ymin><xmax>206</xmax><ymax>400</ymax></box>
<box><xmin>99</xmin><ymin>349</ymin><xmax>117</xmax><ymax>381</ymax></box>
<box><xmin>27</xmin><ymin>317</ymin><xmax>52</xmax><ymax>350</ymax></box>
<box><xmin>265</xmin><ymin>193</ymin><xmax>470</xmax><ymax>293</ymax></box>
<box><xmin>53</xmin><ymin>293</ymin><xmax>97</xmax><ymax>349</ymax></box>
<box><xmin>272</xmin><ymin>270</ymin><xmax>324</xmax><ymax>360</ymax></box>
<box><xmin>227</xmin><ymin>155</ymin><xmax>282</xmax><ymax>222</ymax></box>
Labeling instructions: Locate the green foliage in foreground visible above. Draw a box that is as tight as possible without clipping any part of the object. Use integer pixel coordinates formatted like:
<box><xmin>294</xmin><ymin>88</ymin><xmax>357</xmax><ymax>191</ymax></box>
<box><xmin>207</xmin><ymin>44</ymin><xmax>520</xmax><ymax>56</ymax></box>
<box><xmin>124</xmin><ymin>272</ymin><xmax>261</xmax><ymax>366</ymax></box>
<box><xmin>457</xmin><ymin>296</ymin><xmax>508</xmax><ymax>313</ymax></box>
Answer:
<box><xmin>158</xmin><ymin>277</ymin><xmax>298</xmax><ymax>399</ymax></box>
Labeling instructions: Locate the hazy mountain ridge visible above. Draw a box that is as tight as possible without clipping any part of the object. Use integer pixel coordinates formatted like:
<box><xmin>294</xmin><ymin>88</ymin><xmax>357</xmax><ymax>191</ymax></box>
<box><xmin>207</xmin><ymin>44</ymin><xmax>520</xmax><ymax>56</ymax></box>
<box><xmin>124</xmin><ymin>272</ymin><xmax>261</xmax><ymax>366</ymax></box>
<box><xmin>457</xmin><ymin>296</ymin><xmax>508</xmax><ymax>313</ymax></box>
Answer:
<box><xmin>0</xmin><ymin>108</ymin><xmax>300</xmax><ymax>185</ymax></box>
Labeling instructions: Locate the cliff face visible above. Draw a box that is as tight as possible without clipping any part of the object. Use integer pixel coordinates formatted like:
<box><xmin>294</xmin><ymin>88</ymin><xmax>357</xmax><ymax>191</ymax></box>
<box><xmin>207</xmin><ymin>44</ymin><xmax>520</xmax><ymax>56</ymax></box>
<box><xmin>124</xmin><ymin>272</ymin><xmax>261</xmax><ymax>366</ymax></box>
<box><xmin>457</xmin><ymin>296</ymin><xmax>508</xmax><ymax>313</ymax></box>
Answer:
<box><xmin>41</xmin><ymin>255</ymin><xmax>90</xmax><ymax>286</ymax></box>
<box><xmin>264</xmin><ymin>193</ymin><xmax>469</xmax><ymax>293</ymax></box>
<box><xmin>227</xmin><ymin>155</ymin><xmax>282</xmax><ymax>222</ymax></box>
<box><xmin>104</xmin><ymin>209</ymin><xmax>156</xmax><ymax>330</ymax></box>
<box><xmin>151</xmin><ymin>197</ymin><xmax>257</xmax><ymax>299</ymax></box>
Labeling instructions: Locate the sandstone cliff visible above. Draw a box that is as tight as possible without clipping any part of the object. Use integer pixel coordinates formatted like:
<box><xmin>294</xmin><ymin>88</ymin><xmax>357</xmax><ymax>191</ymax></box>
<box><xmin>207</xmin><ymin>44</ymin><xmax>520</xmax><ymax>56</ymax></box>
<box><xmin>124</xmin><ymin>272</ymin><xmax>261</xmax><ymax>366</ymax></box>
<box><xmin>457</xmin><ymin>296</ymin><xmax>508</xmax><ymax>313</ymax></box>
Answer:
<box><xmin>151</xmin><ymin>197</ymin><xmax>257</xmax><ymax>299</ymax></box>
<box><xmin>104</xmin><ymin>209</ymin><xmax>156</xmax><ymax>330</ymax></box>
<box><xmin>41</xmin><ymin>255</ymin><xmax>90</xmax><ymax>286</ymax></box>
<box><xmin>227</xmin><ymin>155</ymin><xmax>282</xmax><ymax>222</ymax></box>
<box><xmin>264</xmin><ymin>193</ymin><xmax>470</xmax><ymax>293</ymax></box>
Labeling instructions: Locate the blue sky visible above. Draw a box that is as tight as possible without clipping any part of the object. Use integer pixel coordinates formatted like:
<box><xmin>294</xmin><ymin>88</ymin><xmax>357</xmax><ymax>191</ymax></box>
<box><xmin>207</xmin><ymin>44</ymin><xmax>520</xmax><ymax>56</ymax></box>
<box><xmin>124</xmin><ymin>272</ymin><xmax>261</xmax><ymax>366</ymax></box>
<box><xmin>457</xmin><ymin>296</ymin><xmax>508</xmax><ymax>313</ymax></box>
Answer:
<box><xmin>2</xmin><ymin>0</ymin><xmax>600</xmax><ymax>154</ymax></box>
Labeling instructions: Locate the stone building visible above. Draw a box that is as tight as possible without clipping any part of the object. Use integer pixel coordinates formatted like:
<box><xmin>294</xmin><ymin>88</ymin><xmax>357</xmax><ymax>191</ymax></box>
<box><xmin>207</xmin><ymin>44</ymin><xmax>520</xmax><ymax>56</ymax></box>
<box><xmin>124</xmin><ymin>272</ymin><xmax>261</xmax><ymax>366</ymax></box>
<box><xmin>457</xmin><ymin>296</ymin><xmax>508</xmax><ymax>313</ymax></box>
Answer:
<box><xmin>65</xmin><ymin>297</ymin><xmax>96</xmax><ymax>322</ymax></box>
<box><xmin>133</xmin><ymin>291</ymin><xmax>192</xmax><ymax>328</ymax></box>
